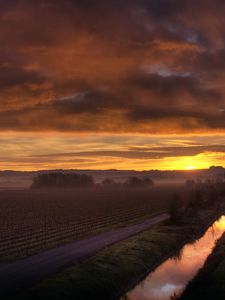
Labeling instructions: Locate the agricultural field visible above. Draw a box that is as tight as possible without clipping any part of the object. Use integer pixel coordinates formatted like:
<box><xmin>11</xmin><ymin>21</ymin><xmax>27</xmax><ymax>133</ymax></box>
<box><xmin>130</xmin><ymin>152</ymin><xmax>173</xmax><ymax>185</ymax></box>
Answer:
<box><xmin>0</xmin><ymin>185</ymin><xmax>188</xmax><ymax>261</ymax></box>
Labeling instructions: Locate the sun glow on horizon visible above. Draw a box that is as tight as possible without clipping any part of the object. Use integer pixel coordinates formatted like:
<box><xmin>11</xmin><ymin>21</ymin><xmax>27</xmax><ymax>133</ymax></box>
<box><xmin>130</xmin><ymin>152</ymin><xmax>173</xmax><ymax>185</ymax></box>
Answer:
<box><xmin>0</xmin><ymin>133</ymin><xmax>224</xmax><ymax>171</ymax></box>
<box><xmin>155</xmin><ymin>153</ymin><xmax>215</xmax><ymax>171</ymax></box>
<box><xmin>185</xmin><ymin>165</ymin><xmax>197</xmax><ymax>170</ymax></box>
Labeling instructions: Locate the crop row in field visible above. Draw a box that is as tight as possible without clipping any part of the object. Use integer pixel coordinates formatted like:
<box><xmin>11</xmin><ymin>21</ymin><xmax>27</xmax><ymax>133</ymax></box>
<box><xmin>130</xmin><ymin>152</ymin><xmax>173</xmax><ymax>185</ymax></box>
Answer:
<box><xmin>0</xmin><ymin>185</ymin><xmax>188</xmax><ymax>261</ymax></box>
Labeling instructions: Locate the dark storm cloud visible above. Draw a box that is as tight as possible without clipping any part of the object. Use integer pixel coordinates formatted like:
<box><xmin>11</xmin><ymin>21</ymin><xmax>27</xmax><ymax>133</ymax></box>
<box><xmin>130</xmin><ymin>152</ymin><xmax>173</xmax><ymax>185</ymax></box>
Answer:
<box><xmin>0</xmin><ymin>70</ymin><xmax>224</xmax><ymax>133</ymax></box>
<box><xmin>52</xmin><ymin>90</ymin><xmax>118</xmax><ymax>114</ymax></box>
<box><xmin>126</xmin><ymin>72</ymin><xmax>221</xmax><ymax>101</ymax></box>
<box><xmin>0</xmin><ymin>66</ymin><xmax>46</xmax><ymax>89</ymax></box>
<box><xmin>0</xmin><ymin>0</ymin><xmax>225</xmax><ymax>133</ymax></box>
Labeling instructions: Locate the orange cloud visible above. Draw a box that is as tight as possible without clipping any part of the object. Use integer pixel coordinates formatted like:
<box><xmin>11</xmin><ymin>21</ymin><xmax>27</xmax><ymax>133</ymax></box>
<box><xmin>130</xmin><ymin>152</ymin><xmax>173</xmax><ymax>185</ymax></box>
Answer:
<box><xmin>1</xmin><ymin>1</ymin><xmax>225</xmax><ymax>169</ymax></box>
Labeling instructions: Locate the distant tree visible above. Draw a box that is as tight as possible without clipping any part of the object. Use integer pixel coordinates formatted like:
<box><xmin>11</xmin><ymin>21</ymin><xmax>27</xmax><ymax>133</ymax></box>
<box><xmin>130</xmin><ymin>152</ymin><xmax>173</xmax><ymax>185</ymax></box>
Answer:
<box><xmin>190</xmin><ymin>188</ymin><xmax>204</xmax><ymax>211</ymax></box>
<box><xmin>31</xmin><ymin>173</ymin><xmax>94</xmax><ymax>189</ymax></box>
<box><xmin>125</xmin><ymin>176</ymin><xmax>141</xmax><ymax>187</ymax></box>
<box><xmin>186</xmin><ymin>184</ymin><xmax>207</xmax><ymax>213</ymax></box>
<box><xmin>220</xmin><ymin>181</ymin><xmax>225</xmax><ymax>197</ymax></box>
<box><xmin>208</xmin><ymin>185</ymin><xmax>218</xmax><ymax>203</ymax></box>
<box><xmin>196</xmin><ymin>188</ymin><xmax>203</xmax><ymax>204</ymax></box>
<box><xmin>169</xmin><ymin>193</ymin><xmax>183</xmax><ymax>223</ymax></box>
<box><xmin>142</xmin><ymin>177</ymin><xmax>154</xmax><ymax>186</ymax></box>
<box><xmin>124</xmin><ymin>176</ymin><xmax>154</xmax><ymax>188</ymax></box>
<box><xmin>102</xmin><ymin>178</ymin><xmax>117</xmax><ymax>187</ymax></box>
<box><xmin>185</xmin><ymin>179</ymin><xmax>195</xmax><ymax>189</ymax></box>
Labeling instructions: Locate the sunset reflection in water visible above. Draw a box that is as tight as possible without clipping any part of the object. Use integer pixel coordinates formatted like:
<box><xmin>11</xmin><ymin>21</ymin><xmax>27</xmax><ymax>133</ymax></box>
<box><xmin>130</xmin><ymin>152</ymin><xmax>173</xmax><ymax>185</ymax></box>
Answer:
<box><xmin>125</xmin><ymin>216</ymin><xmax>225</xmax><ymax>300</ymax></box>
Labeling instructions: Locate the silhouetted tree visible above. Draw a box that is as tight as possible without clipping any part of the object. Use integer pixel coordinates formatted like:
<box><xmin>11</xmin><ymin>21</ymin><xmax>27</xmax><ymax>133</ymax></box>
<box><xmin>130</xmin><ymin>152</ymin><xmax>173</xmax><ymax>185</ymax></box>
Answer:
<box><xmin>124</xmin><ymin>176</ymin><xmax>154</xmax><ymax>188</ymax></box>
<box><xmin>31</xmin><ymin>173</ymin><xmax>94</xmax><ymax>189</ymax></box>
<box><xmin>185</xmin><ymin>179</ymin><xmax>195</xmax><ymax>188</ymax></box>
<box><xmin>169</xmin><ymin>193</ymin><xmax>183</xmax><ymax>223</ymax></box>
<box><xmin>101</xmin><ymin>178</ymin><xmax>117</xmax><ymax>187</ymax></box>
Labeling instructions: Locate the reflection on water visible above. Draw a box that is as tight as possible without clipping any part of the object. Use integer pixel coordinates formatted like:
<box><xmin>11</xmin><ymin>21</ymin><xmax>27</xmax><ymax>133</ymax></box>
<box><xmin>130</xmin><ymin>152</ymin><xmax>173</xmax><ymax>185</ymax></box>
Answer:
<box><xmin>124</xmin><ymin>216</ymin><xmax>225</xmax><ymax>300</ymax></box>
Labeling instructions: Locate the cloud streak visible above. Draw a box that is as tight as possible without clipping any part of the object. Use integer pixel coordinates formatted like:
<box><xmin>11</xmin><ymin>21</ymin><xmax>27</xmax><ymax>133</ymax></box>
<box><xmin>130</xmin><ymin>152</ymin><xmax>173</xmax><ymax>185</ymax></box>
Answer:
<box><xmin>33</xmin><ymin>145</ymin><xmax>225</xmax><ymax>160</ymax></box>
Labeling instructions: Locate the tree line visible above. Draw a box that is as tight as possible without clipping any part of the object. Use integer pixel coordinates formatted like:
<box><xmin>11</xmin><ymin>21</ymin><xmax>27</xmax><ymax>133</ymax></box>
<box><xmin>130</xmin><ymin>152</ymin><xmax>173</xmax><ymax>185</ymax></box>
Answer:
<box><xmin>31</xmin><ymin>172</ymin><xmax>154</xmax><ymax>189</ymax></box>
<box><xmin>169</xmin><ymin>177</ymin><xmax>225</xmax><ymax>223</ymax></box>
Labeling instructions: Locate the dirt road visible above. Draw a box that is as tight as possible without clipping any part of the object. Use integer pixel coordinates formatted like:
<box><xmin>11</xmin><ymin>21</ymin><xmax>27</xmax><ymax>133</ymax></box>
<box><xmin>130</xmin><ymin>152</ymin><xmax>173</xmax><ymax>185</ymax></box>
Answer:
<box><xmin>0</xmin><ymin>213</ymin><xmax>169</xmax><ymax>298</ymax></box>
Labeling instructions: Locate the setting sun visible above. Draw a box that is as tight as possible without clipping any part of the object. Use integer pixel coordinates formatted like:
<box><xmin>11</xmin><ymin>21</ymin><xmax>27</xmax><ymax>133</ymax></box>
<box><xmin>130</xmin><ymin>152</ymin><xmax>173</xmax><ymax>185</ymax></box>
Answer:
<box><xmin>186</xmin><ymin>166</ymin><xmax>197</xmax><ymax>170</ymax></box>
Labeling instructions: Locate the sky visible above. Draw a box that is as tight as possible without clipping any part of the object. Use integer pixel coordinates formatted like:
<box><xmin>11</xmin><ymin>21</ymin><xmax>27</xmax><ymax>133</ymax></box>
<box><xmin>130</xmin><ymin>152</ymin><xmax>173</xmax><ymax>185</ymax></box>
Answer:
<box><xmin>0</xmin><ymin>0</ymin><xmax>225</xmax><ymax>171</ymax></box>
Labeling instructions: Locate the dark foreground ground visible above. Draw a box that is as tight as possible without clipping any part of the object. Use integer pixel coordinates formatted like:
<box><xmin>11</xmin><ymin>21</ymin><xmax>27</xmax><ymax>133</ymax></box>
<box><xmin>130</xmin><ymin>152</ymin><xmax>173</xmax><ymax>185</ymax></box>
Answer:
<box><xmin>9</xmin><ymin>209</ymin><xmax>221</xmax><ymax>300</ymax></box>
<box><xmin>0</xmin><ymin>185</ymin><xmax>188</xmax><ymax>261</ymax></box>
<box><xmin>0</xmin><ymin>213</ymin><xmax>169</xmax><ymax>298</ymax></box>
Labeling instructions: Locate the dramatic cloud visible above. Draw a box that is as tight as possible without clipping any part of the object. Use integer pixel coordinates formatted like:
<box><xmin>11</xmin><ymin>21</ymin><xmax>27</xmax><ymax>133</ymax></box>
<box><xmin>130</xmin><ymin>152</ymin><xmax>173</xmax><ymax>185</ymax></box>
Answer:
<box><xmin>0</xmin><ymin>0</ymin><xmax>225</xmax><ymax>133</ymax></box>
<box><xmin>1</xmin><ymin>0</ymin><xmax>225</xmax><ymax>169</ymax></box>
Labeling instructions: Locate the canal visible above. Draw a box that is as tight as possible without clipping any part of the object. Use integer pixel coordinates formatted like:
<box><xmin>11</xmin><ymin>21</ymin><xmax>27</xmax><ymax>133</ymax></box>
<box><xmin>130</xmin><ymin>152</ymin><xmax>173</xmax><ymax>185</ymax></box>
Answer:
<box><xmin>122</xmin><ymin>215</ymin><xmax>225</xmax><ymax>300</ymax></box>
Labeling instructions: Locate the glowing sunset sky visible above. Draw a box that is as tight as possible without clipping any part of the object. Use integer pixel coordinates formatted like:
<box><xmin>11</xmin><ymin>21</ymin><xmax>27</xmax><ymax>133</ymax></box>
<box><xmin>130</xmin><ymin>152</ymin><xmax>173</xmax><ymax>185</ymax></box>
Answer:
<box><xmin>0</xmin><ymin>0</ymin><xmax>225</xmax><ymax>170</ymax></box>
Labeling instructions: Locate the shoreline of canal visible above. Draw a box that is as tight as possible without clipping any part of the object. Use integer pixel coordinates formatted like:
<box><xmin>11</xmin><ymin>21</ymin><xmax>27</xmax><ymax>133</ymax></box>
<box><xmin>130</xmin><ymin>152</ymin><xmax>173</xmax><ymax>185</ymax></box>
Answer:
<box><xmin>115</xmin><ymin>210</ymin><xmax>224</xmax><ymax>300</ymax></box>
<box><xmin>179</xmin><ymin>227</ymin><xmax>225</xmax><ymax>300</ymax></box>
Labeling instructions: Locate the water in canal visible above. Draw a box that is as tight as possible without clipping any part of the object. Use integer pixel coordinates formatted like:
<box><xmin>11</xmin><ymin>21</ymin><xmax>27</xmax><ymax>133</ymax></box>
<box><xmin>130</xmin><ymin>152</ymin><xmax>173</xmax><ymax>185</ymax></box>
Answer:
<box><xmin>123</xmin><ymin>215</ymin><xmax>225</xmax><ymax>300</ymax></box>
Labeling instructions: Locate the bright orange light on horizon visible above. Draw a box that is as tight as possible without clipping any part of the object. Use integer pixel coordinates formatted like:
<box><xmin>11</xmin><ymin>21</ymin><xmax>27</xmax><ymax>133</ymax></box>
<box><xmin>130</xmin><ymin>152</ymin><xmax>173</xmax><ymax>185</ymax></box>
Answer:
<box><xmin>186</xmin><ymin>165</ymin><xmax>197</xmax><ymax>170</ymax></box>
<box><xmin>0</xmin><ymin>152</ymin><xmax>223</xmax><ymax>171</ymax></box>
<box><xmin>152</xmin><ymin>152</ymin><xmax>221</xmax><ymax>171</ymax></box>
<box><xmin>0</xmin><ymin>133</ymin><xmax>224</xmax><ymax>171</ymax></box>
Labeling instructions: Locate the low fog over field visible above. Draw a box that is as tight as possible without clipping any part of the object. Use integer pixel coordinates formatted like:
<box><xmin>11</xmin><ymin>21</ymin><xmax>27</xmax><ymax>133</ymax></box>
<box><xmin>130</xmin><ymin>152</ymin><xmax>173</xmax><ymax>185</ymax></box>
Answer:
<box><xmin>0</xmin><ymin>167</ymin><xmax>224</xmax><ymax>189</ymax></box>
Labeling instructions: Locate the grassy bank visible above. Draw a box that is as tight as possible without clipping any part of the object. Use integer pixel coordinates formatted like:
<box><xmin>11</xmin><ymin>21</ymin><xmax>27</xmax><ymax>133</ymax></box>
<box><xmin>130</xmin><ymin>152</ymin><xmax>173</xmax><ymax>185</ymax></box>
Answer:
<box><xmin>10</xmin><ymin>209</ymin><xmax>220</xmax><ymax>300</ymax></box>
<box><xmin>180</xmin><ymin>229</ymin><xmax>225</xmax><ymax>300</ymax></box>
